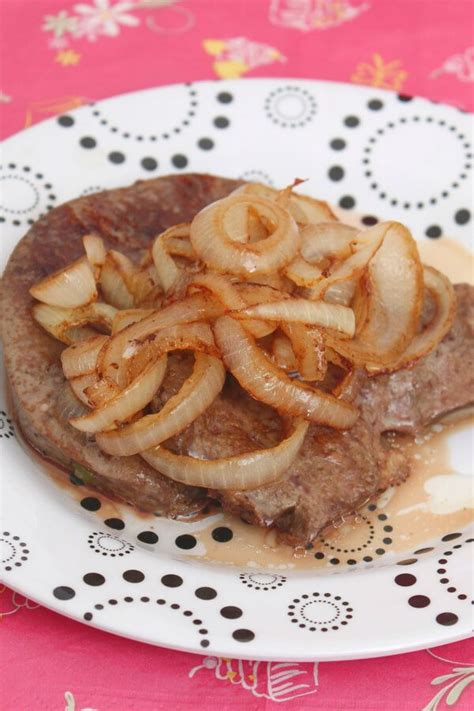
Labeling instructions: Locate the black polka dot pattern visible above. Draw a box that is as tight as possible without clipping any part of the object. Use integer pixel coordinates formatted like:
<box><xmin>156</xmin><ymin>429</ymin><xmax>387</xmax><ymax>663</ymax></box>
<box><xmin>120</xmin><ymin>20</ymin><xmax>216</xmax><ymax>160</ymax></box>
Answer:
<box><xmin>0</xmin><ymin>165</ymin><xmax>56</xmax><ymax>226</ymax></box>
<box><xmin>1</xmin><ymin>531</ymin><xmax>30</xmax><ymax>571</ymax></box>
<box><xmin>81</xmin><ymin>594</ymin><xmax>212</xmax><ymax>647</ymax></box>
<box><xmin>220</xmin><ymin>606</ymin><xmax>242</xmax><ymax>619</ymax></box>
<box><xmin>454</xmin><ymin>208</ymin><xmax>471</xmax><ymax>225</ymax></box>
<box><xmin>175</xmin><ymin>534</ymin><xmax>197</xmax><ymax>550</ymax></box>
<box><xmin>361</xmin><ymin>117</ymin><xmax>471</xmax><ymax>209</ymax></box>
<box><xmin>108</xmin><ymin>151</ymin><xmax>125</xmax><ymax>165</ymax></box>
<box><xmin>239</xmin><ymin>169</ymin><xmax>274</xmax><ymax>185</ymax></box>
<box><xmin>172</xmin><ymin>154</ymin><xmax>188</xmax><ymax>169</ymax></box>
<box><xmin>80</xmin><ymin>497</ymin><xmax>101</xmax><ymax>512</ymax></box>
<box><xmin>79</xmin><ymin>136</ymin><xmax>96</xmax><ymax>149</ymax></box>
<box><xmin>434</xmin><ymin>536</ymin><xmax>473</xmax><ymax>603</ymax></box>
<box><xmin>195</xmin><ymin>587</ymin><xmax>217</xmax><ymax>600</ymax></box>
<box><xmin>161</xmin><ymin>574</ymin><xmax>183</xmax><ymax>588</ymax></box>
<box><xmin>313</xmin><ymin>503</ymin><xmax>394</xmax><ymax>566</ymax></box>
<box><xmin>88</xmin><ymin>531</ymin><xmax>134</xmax><ymax>557</ymax></box>
<box><xmin>212</xmin><ymin>527</ymin><xmax>233</xmax><ymax>543</ymax></box>
<box><xmin>217</xmin><ymin>91</ymin><xmax>233</xmax><ymax>104</ymax></box>
<box><xmin>104</xmin><ymin>518</ymin><xmax>125</xmax><ymax>531</ymax></box>
<box><xmin>88</xmin><ymin>85</ymin><xmax>198</xmax><ymax>142</ymax></box>
<box><xmin>137</xmin><ymin>531</ymin><xmax>158</xmax><ymax>545</ymax></box>
<box><xmin>83</xmin><ymin>572</ymin><xmax>105</xmax><ymax>586</ymax></box>
<box><xmin>239</xmin><ymin>573</ymin><xmax>286</xmax><ymax>590</ymax></box>
<box><xmin>288</xmin><ymin>592</ymin><xmax>353</xmax><ymax>632</ymax></box>
<box><xmin>53</xmin><ymin>586</ymin><xmax>76</xmax><ymax>600</ymax></box>
<box><xmin>232</xmin><ymin>628</ymin><xmax>255</xmax><ymax>642</ymax></box>
<box><xmin>0</xmin><ymin>410</ymin><xmax>15</xmax><ymax>439</ymax></box>
<box><xmin>264</xmin><ymin>86</ymin><xmax>317</xmax><ymax>128</ymax></box>
<box><xmin>123</xmin><ymin>569</ymin><xmax>144</xmax><ymax>583</ymax></box>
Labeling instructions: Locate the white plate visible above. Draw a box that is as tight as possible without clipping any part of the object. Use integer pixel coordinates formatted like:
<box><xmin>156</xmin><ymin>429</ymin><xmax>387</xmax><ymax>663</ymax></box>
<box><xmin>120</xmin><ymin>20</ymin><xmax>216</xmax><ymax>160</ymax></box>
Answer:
<box><xmin>1</xmin><ymin>79</ymin><xmax>473</xmax><ymax>661</ymax></box>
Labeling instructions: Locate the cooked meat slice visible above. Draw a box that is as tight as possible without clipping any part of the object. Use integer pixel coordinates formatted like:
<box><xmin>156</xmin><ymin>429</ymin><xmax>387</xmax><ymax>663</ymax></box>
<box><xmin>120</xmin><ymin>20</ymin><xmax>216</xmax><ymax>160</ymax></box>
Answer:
<box><xmin>1</xmin><ymin>173</ymin><xmax>241</xmax><ymax>516</ymax></box>
<box><xmin>168</xmin><ymin>284</ymin><xmax>473</xmax><ymax>544</ymax></box>
<box><xmin>354</xmin><ymin>284</ymin><xmax>474</xmax><ymax>434</ymax></box>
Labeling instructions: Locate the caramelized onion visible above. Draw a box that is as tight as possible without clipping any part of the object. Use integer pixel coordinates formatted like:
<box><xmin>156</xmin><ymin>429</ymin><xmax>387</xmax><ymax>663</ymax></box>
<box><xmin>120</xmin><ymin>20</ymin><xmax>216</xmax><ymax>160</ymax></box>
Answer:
<box><xmin>309</xmin><ymin>222</ymin><xmax>389</xmax><ymax>300</ymax></box>
<box><xmin>70</xmin><ymin>355</ymin><xmax>168</xmax><ymax>433</ymax></box>
<box><xmin>30</xmin><ymin>257</ymin><xmax>97</xmax><ymax>308</ymax></box>
<box><xmin>83</xmin><ymin>376</ymin><xmax>122</xmax><ymax>408</ymax></box>
<box><xmin>152</xmin><ymin>231</ymin><xmax>180</xmax><ymax>291</ymax></box>
<box><xmin>369</xmin><ymin>266</ymin><xmax>456</xmax><ymax>374</ymax></box>
<box><xmin>282</xmin><ymin>323</ymin><xmax>326</xmax><ymax>381</ymax></box>
<box><xmin>83</xmin><ymin>234</ymin><xmax>106</xmax><ymax>277</ymax></box>
<box><xmin>188</xmin><ymin>273</ymin><xmax>275</xmax><ymax>338</ymax></box>
<box><xmin>68</xmin><ymin>373</ymin><xmax>98</xmax><ymax>406</ymax></box>
<box><xmin>272</xmin><ymin>331</ymin><xmax>298</xmax><ymax>372</ymax></box>
<box><xmin>214</xmin><ymin>316</ymin><xmax>358</xmax><ymax>428</ymax></box>
<box><xmin>100</xmin><ymin>294</ymin><xmax>223</xmax><ymax>386</ymax></box>
<box><xmin>124</xmin><ymin>321</ymin><xmax>217</xmax><ymax>382</ymax></box>
<box><xmin>300</xmin><ymin>223</ymin><xmax>356</xmax><ymax>263</ymax></box>
<box><xmin>33</xmin><ymin>302</ymin><xmax>117</xmax><ymax>344</ymax></box>
<box><xmin>235</xmin><ymin>298</ymin><xmax>355</xmax><ymax>337</ymax></box>
<box><xmin>190</xmin><ymin>194</ymin><xmax>300</xmax><ymax>276</ymax></box>
<box><xmin>61</xmin><ymin>335</ymin><xmax>108</xmax><ymax>378</ymax></box>
<box><xmin>96</xmin><ymin>354</ymin><xmax>225</xmax><ymax>455</ymax></box>
<box><xmin>142</xmin><ymin>418</ymin><xmax>309</xmax><ymax>490</ymax></box>
<box><xmin>99</xmin><ymin>251</ymin><xmax>135</xmax><ymax>309</ymax></box>
<box><xmin>112</xmin><ymin>309</ymin><xmax>154</xmax><ymax>334</ymax></box>
<box><xmin>234</xmin><ymin>182</ymin><xmax>337</xmax><ymax>226</ymax></box>
<box><xmin>285</xmin><ymin>256</ymin><xmax>322</xmax><ymax>287</ymax></box>
<box><xmin>327</xmin><ymin>222</ymin><xmax>423</xmax><ymax>367</ymax></box>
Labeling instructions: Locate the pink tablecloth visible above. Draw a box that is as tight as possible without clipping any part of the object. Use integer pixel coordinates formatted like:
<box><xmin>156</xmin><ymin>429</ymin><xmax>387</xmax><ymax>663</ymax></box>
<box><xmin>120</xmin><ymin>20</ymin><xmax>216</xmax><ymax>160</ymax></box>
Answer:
<box><xmin>1</xmin><ymin>1</ymin><xmax>473</xmax><ymax>709</ymax></box>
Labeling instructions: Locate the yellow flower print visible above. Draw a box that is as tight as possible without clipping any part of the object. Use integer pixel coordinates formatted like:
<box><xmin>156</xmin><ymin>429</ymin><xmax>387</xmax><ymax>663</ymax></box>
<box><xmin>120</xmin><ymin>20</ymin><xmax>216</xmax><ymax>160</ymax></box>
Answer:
<box><xmin>203</xmin><ymin>37</ymin><xmax>285</xmax><ymax>79</ymax></box>
<box><xmin>55</xmin><ymin>50</ymin><xmax>81</xmax><ymax>67</ymax></box>
<box><xmin>351</xmin><ymin>53</ymin><xmax>408</xmax><ymax>91</ymax></box>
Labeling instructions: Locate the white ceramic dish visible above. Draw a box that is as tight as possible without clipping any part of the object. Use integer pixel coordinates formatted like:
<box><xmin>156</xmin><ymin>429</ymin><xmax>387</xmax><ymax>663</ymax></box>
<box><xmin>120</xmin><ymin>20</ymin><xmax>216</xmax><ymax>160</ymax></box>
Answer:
<box><xmin>1</xmin><ymin>79</ymin><xmax>472</xmax><ymax>661</ymax></box>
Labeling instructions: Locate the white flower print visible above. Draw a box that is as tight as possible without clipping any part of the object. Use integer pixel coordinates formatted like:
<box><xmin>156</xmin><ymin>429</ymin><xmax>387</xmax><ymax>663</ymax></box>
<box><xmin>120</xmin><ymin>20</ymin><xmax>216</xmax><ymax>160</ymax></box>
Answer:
<box><xmin>74</xmin><ymin>0</ymin><xmax>139</xmax><ymax>41</ymax></box>
<box><xmin>42</xmin><ymin>10</ymin><xmax>78</xmax><ymax>38</ymax></box>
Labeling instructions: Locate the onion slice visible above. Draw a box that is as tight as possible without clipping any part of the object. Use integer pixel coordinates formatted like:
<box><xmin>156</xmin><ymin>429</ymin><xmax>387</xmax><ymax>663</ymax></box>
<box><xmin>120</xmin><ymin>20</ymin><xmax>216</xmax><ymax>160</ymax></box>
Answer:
<box><xmin>368</xmin><ymin>266</ymin><xmax>456</xmax><ymax>374</ymax></box>
<box><xmin>99</xmin><ymin>293</ymin><xmax>224</xmax><ymax>386</ymax></box>
<box><xmin>68</xmin><ymin>373</ymin><xmax>98</xmax><ymax>406</ymax></box>
<box><xmin>190</xmin><ymin>194</ymin><xmax>300</xmax><ymax>276</ymax></box>
<box><xmin>188</xmin><ymin>273</ymin><xmax>275</xmax><ymax>338</ymax></box>
<box><xmin>142</xmin><ymin>418</ymin><xmax>309</xmax><ymax>490</ymax></box>
<box><xmin>33</xmin><ymin>302</ymin><xmax>117</xmax><ymax>344</ymax></box>
<box><xmin>124</xmin><ymin>321</ymin><xmax>217</xmax><ymax>382</ymax></box>
<box><xmin>83</xmin><ymin>234</ymin><xmax>106</xmax><ymax>277</ymax></box>
<box><xmin>272</xmin><ymin>332</ymin><xmax>298</xmax><ymax>372</ymax></box>
<box><xmin>214</xmin><ymin>316</ymin><xmax>358</xmax><ymax>428</ymax></box>
<box><xmin>285</xmin><ymin>256</ymin><xmax>322</xmax><ymax>287</ymax></box>
<box><xmin>70</xmin><ymin>355</ymin><xmax>167</xmax><ymax>433</ymax></box>
<box><xmin>233</xmin><ymin>182</ymin><xmax>337</xmax><ymax>226</ymax></box>
<box><xmin>83</xmin><ymin>377</ymin><xmax>122</xmax><ymax>408</ymax></box>
<box><xmin>96</xmin><ymin>354</ymin><xmax>225</xmax><ymax>455</ymax></box>
<box><xmin>112</xmin><ymin>309</ymin><xmax>154</xmax><ymax>334</ymax></box>
<box><xmin>281</xmin><ymin>323</ymin><xmax>326</xmax><ymax>381</ymax></box>
<box><xmin>99</xmin><ymin>251</ymin><xmax>135</xmax><ymax>309</ymax></box>
<box><xmin>327</xmin><ymin>222</ymin><xmax>423</xmax><ymax>367</ymax></box>
<box><xmin>152</xmin><ymin>231</ymin><xmax>180</xmax><ymax>292</ymax></box>
<box><xmin>61</xmin><ymin>335</ymin><xmax>109</xmax><ymax>378</ymax></box>
<box><xmin>300</xmin><ymin>223</ymin><xmax>356</xmax><ymax>263</ymax></box>
<box><xmin>30</xmin><ymin>257</ymin><xmax>97</xmax><ymax>308</ymax></box>
<box><xmin>234</xmin><ymin>298</ymin><xmax>355</xmax><ymax>337</ymax></box>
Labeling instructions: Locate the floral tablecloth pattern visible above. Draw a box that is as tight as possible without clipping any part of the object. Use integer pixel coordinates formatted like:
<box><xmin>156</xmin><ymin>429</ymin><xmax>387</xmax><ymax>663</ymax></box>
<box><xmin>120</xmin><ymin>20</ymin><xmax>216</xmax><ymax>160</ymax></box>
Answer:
<box><xmin>1</xmin><ymin>1</ymin><xmax>473</xmax><ymax>709</ymax></box>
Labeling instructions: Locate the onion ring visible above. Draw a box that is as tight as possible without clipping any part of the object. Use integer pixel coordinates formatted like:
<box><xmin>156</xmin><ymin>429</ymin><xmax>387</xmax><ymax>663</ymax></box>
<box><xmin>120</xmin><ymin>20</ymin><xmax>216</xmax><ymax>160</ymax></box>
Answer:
<box><xmin>190</xmin><ymin>194</ymin><xmax>300</xmax><ymax>276</ymax></box>
<box><xmin>142</xmin><ymin>418</ymin><xmax>309</xmax><ymax>490</ymax></box>
<box><xmin>214</xmin><ymin>315</ymin><xmax>358</xmax><ymax>428</ymax></box>
<box><xmin>96</xmin><ymin>354</ymin><xmax>225</xmax><ymax>455</ymax></box>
